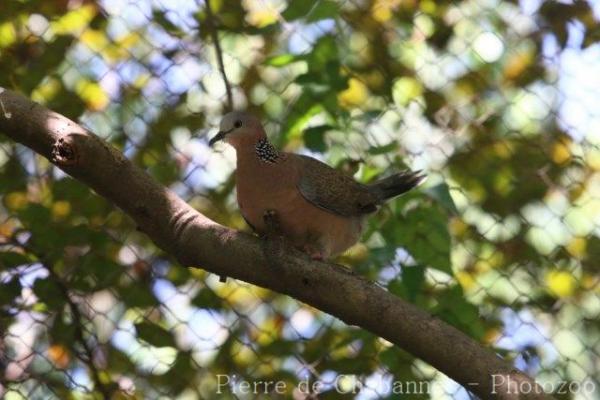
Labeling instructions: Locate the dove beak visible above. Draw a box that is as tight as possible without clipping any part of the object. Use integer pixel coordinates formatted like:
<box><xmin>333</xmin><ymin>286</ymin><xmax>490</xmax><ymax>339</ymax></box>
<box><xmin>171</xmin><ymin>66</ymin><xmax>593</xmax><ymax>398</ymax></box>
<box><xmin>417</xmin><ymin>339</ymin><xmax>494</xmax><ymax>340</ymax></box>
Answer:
<box><xmin>208</xmin><ymin>131</ymin><xmax>226</xmax><ymax>147</ymax></box>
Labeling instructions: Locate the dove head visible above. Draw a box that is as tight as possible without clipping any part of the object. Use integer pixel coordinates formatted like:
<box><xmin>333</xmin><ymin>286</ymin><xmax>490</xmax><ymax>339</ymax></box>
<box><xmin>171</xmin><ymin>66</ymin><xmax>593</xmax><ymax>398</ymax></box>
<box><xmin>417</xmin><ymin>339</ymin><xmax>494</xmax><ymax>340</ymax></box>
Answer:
<box><xmin>209</xmin><ymin>111</ymin><xmax>266</xmax><ymax>149</ymax></box>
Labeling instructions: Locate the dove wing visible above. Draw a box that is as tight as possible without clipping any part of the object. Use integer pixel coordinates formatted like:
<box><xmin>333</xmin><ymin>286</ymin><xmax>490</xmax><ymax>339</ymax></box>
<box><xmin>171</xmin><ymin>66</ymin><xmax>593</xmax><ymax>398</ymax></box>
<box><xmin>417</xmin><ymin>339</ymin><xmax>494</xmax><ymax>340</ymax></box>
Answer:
<box><xmin>295</xmin><ymin>155</ymin><xmax>379</xmax><ymax>217</ymax></box>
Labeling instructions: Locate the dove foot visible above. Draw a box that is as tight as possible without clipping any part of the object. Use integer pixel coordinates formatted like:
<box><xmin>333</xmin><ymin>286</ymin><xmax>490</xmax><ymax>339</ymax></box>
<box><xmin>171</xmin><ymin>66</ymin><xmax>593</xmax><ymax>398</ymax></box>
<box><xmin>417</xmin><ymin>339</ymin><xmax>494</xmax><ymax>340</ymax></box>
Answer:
<box><xmin>301</xmin><ymin>244</ymin><xmax>326</xmax><ymax>261</ymax></box>
<box><xmin>263</xmin><ymin>209</ymin><xmax>281</xmax><ymax>234</ymax></box>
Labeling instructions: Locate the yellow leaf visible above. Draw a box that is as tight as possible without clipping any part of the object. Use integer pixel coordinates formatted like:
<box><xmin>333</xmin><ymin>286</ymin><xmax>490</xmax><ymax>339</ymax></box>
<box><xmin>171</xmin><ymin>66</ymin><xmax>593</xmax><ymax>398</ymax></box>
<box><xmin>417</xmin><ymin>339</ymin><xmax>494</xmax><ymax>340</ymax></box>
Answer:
<box><xmin>133</xmin><ymin>74</ymin><xmax>151</xmax><ymax>89</ymax></box>
<box><xmin>115</xmin><ymin>32</ymin><xmax>142</xmax><ymax>51</ymax></box>
<box><xmin>503</xmin><ymin>51</ymin><xmax>534</xmax><ymax>82</ymax></box>
<box><xmin>340</xmin><ymin>242</ymin><xmax>369</xmax><ymax>263</ymax></box>
<box><xmin>393</xmin><ymin>77</ymin><xmax>422</xmax><ymax>106</ymax></box>
<box><xmin>552</xmin><ymin>141</ymin><xmax>571</xmax><ymax>164</ymax></box>
<box><xmin>81</xmin><ymin>29</ymin><xmax>109</xmax><ymax>54</ymax></box>
<box><xmin>254</xmin><ymin>316</ymin><xmax>283</xmax><ymax>346</ymax></box>
<box><xmin>587</xmin><ymin>148</ymin><xmax>600</xmax><ymax>170</ymax></box>
<box><xmin>31</xmin><ymin>77</ymin><xmax>61</xmax><ymax>104</ymax></box>
<box><xmin>48</xmin><ymin>344</ymin><xmax>70</xmax><ymax>369</ymax></box>
<box><xmin>76</xmin><ymin>80</ymin><xmax>109</xmax><ymax>111</ymax></box>
<box><xmin>0</xmin><ymin>22</ymin><xmax>17</xmax><ymax>48</ymax></box>
<box><xmin>493</xmin><ymin>167</ymin><xmax>513</xmax><ymax>196</ymax></box>
<box><xmin>566</xmin><ymin>237</ymin><xmax>586</xmax><ymax>259</ymax></box>
<box><xmin>52</xmin><ymin>200</ymin><xmax>71</xmax><ymax>219</ymax></box>
<box><xmin>581</xmin><ymin>274</ymin><xmax>599</xmax><ymax>291</ymax></box>
<box><xmin>372</xmin><ymin>0</ymin><xmax>402</xmax><ymax>23</ymax></box>
<box><xmin>483</xmin><ymin>328</ymin><xmax>501</xmax><ymax>345</ymax></box>
<box><xmin>52</xmin><ymin>4</ymin><xmax>97</xmax><ymax>35</ymax></box>
<box><xmin>231</xmin><ymin>341</ymin><xmax>256</xmax><ymax>366</ymax></box>
<box><xmin>0</xmin><ymin>220</ymin><xmax>15</xmax><ymax>238</ymax></box>
<box><xmin>4</xmin><ymin>192</ymin><xmax>28</xmax><ymax>211</ymax></box>
<box><xmin>456</xmin><ymin>270</ymin><xmax>476</xmax><ymax>291</ymax></box>
<box><xmin>420</xmin><ymin>0</ymin><xmax>436</xmax><ymax>14</ymax></box>
<box><xmin>338</xmin><ymin>78</ymin><xmax>368</xmax><ymax>108</ymax></box>
<box><xmin>493</xmin><ymin>142</ymin><xmax>513</xmax><ymax>159</ymax></box>
<box><xmin>246</xmin><ymin>10</ymin><xmax>278</xmax><ymax>28</ymax></box>
<box><xmin>545</xmin><ymin>270</ymin><xmax>576</xmax><ymax>298</ymax></box>
<box><xmin>449</xmin><ymin>217</ymin><xmax>468</xmax><ymax>237</ymax></box>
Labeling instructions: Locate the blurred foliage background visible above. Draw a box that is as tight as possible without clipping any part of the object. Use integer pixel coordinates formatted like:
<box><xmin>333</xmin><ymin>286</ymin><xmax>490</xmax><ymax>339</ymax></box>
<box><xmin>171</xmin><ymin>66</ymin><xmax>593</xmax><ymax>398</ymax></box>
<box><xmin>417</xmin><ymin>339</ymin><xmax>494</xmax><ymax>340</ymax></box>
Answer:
<box><xmin>1</xmin><ymin>0</ymin><xmax>600</xmax><ymax>399</ymax></box>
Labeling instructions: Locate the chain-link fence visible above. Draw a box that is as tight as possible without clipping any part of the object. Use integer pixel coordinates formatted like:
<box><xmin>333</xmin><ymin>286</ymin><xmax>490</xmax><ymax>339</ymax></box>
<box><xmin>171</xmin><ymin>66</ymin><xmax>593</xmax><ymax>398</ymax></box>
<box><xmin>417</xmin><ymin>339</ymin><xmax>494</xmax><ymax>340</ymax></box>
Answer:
<box><xmin>1</xmin><ymin>0</ymin><xmax>599</xmax><ymax>399</ymax></box>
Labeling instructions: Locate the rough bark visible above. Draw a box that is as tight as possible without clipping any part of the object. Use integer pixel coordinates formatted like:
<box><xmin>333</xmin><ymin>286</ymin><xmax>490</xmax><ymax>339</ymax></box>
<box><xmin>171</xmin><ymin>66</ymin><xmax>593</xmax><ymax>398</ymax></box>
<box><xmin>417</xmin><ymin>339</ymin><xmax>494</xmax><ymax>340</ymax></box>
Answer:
<box><xmin>0</xmin><ymin>88</ymin><xmax>553</xmax><ymax>400</ymax></box>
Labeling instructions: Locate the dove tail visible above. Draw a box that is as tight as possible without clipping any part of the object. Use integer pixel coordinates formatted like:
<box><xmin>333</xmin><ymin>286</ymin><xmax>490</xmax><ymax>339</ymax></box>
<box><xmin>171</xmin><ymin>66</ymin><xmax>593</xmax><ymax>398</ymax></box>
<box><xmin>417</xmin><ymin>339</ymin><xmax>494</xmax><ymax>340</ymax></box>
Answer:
<box><xmin>370</xmin><ymin>170</ymin><xmax>426</xmax><ymax>201</ymax></box>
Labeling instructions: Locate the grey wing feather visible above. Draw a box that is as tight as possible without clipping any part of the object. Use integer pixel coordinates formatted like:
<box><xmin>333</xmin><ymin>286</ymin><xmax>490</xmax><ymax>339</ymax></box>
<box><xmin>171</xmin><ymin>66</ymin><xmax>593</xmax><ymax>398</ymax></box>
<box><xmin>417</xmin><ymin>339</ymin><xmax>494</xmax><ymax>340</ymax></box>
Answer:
<box><xmin>296</xmin><ymin>155</ymin><xmax>379</xmax><ymax>216</ymax></box>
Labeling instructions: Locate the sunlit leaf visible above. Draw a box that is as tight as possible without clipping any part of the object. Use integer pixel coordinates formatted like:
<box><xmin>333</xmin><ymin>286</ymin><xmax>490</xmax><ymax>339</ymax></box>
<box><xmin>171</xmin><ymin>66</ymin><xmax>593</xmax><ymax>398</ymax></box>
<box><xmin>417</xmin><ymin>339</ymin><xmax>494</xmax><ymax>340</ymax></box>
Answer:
<box><xmin>545</xmin><ymin>270</ymin><xmax>576</xmax><ymax>298</ymax></box>
<box><xmin>51</xmin><ymin>4</ymin><xmax>97</xmax><ymax>35</ymax></box>
<box><xmin>75</xmin><ymin>80</ymin><xmax>109</xmax><ymax>111</ymax></box>
<box><xmin>264</xmin><ymin>54</ymin><xmax>303</xmax><ymax>67</ymax></box>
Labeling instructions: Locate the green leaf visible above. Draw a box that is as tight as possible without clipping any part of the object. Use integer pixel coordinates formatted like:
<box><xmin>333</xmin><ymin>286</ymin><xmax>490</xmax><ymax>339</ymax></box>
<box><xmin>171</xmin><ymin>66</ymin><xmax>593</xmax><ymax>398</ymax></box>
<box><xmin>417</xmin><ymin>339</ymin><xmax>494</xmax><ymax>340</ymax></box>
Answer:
<box><xmin>402</xmin><ymin>265</ymin><xmax>426</xmax><ymax>302</ymax></box>
<box><xmin>305</xmin><ymin>1</ymin><xmax>339</xmax><ymax>23</ymax></box>
<box><xmin>149</xmin><ymin>351</ymin><xmax>195</xmax><ymax>394</ymax></box>
<box><xmin>385</xmin><ymin>204</ymin><xmax>452</xmax><ymax>274</ymax></box>
<box><xmin>387</xmin><ymin>267</ymin><xmax>425</xmax><ymax>303</ymax></box>
<box><xmin>106</xmin><ymin>346</ymin><xmax>137</xmax><ymax>374</ymax></box>
<box><xmin>87</xmin><ymin>257</ymin><xmax>122</xmax><ymax>287</ymax></box>
<box><xmin>17</xmin><ymin>203</ymin><xmax>51</xmax><ymax>230</ymax></box>
<box><xmin>367</xmin><ymin>141</ymin><xmax>398</xmax><ymax>155</ymax></box>
<box><xmin>277</xmin><ymin>92</ymin><xmax>323</xmax><ymax>144</ymax></box>
<box><xmin>21</xmin><ymin>35</ymin><xmax>74</xmax><ymax>95</ymax></box>
<box><xmin>281</xmin><ymin>1</ymin><xmax>313</xmax><ymax>20</ymax></box>
<box><xmin>264</xmin><ymin>54</ymin><xmax>303</xmax><ymax>67</ymax></box>
<box><xmin>432</xmin><ymin>286</ymin><xmax>486</xmax><ymax>340</ymax></box>
<box><xmin>166</xmin><ymin>265</ymin><xmax>191</xmax><ymax>286</ymax></box>
<box><xmin>0</xmin><ymin>157</ymin><xmax>27</xmax><ymax>193</ymax></box>
<box><xmin>424</xmin><ymin>182</ymin><xmax>458</xmax><ymax>214</ymax></box>
<box><xmin>71</xmin><ymin>254</ymin><xmax>122</xmax><ymax>291</ymax></box>
<box><xmin>369</xmin><ymin>246</ymin><xmax>397</xmax><ymax>266</ymax></box>
<box><xmin>303</xmin><ymin>125</ymin><xmax>332</xmax><ymax>152</ymax></box>
<box><xmin>190</xmin><ymin>287</ymin><xmax>222</xmax><ymax>310</ymax></box>
<box><xmin>33</xmin><ymin>278</ymin><xmax>65</xmax><ymax>310</ymax></box>
<box><xmin>119</xmin><ymin>283</ymin><xmax>158</xmax><ymax>308</ymax></box>
<box><xmin>282</xmin><ymin>0</ymin><xmax>339</xmax><ymax>22</ymax></box>
<box><xmin>50</xmin><ymin>311</ymin><xmax>77</xmax><ymax>345</ymax></box>
<box><xmin>134</xmin><ymin>321</ymin><xmax>175</xmax><ymax>348</ymax></box>
<box><xmin>0</xmin><ymin>278</ymin><xmax>21</xmax><ymax>306</ymax></box>
<box><xmin>152</xmin><ymin>11</ymin><xmax>185</xmax><ymax>37</ymax></box>
<box><xmin>306</xmin><ymin>35</ymin><xmax>338</xmax><ymax>71</ymax></box>
<box><xmin>0</xmin><ymin>251</ymin><xmax>32</xmax><ymax>270</ymax></box>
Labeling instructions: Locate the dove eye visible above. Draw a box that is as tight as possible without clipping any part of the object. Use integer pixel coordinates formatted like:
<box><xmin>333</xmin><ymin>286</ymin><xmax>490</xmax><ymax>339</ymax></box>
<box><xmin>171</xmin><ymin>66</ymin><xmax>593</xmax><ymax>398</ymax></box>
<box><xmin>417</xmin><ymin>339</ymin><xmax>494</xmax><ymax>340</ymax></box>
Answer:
<box><xmin>234</xmin><ymin>120</ymin><xmax>243</xmax><ymax>128</ymax></box>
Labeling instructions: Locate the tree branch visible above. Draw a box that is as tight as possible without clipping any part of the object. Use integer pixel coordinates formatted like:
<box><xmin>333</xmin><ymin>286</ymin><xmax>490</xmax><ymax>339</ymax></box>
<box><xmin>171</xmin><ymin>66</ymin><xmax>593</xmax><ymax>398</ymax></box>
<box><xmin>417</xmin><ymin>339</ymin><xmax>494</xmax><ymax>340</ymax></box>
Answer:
<box><xmin>0</xmin><ymin>88</ymin><xmax>553</xmax><ymax>400</ymax></box>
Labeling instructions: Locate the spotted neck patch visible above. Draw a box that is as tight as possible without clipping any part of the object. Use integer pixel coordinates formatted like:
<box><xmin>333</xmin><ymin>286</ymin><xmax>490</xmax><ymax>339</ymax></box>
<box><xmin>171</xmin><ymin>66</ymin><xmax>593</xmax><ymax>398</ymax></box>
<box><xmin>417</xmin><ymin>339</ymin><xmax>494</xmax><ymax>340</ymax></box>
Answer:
<box><xmin>255</xmin><ymin>138</ymin><xmax>279</xmax><ymax>163</ymax></box>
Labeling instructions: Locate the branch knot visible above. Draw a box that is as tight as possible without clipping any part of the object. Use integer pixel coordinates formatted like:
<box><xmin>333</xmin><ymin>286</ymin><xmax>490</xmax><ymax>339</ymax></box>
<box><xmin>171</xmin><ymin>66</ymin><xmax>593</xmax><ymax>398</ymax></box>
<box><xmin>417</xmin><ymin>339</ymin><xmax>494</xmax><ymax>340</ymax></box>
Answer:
<box><xmin>52</xmin><ymin>136</ymin><xmax>79</xmax><ymax>166</ymax></box>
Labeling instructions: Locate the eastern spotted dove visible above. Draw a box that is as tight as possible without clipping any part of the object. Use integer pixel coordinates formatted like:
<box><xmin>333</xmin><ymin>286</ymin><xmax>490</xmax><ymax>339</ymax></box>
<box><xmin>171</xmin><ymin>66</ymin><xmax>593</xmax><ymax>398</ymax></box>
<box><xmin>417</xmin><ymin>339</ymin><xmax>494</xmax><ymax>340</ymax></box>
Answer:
<box><xmin>209</xmin><ymin>111</ymin><xmax>425</xmax><ymax>260</ymax></box>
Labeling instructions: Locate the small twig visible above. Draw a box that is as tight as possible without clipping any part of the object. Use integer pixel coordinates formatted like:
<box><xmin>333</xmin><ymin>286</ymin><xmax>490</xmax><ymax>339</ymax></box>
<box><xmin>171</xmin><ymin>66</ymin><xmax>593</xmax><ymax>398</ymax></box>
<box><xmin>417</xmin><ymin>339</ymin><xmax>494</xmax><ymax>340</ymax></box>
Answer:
<box><xmin>205</xmin><ymin>0</ymin><xmax>233</xmax><ymax>283</ymax></box>
<box><xmin>204</xmin><ymin>0</ymin><xmax>234</xmax><ymax>111</ymax></box>
<box><xmin>44</xmin><ymin>266</ymin><xmax>112</xmax><ymax>400</ymax></box>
